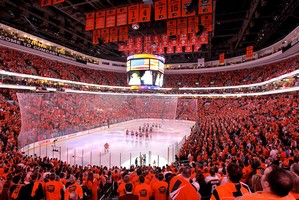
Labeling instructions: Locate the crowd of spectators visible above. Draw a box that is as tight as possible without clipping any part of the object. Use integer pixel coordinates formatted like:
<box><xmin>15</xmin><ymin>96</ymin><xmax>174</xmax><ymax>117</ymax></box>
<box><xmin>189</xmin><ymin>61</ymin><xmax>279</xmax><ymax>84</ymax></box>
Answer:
<box><xmin>1</xmin><ymin>47</ymin><xmax>298</xmax><ymax>96</ymax></box>
<box><xmin>0</xmin><ymin>89</ymin><xmax>21</xmax><ymax>152</ymax></box>
<box><xmin>0</xmin><ymin>28</ymin><xmax>99</xmax><ymax>65</ymax></box>
<box><xmin>0</xmin><ymin>47</ymin><xmax>127</xmax><ymax>86</ymax></box>
<box><xmin>0</xmin><ymin>134</ymin><xmax>298</xmax><ymax>200</ymax></box>
<box><xmin>164</xmin><ymin>56</ymin><xmax>298</xmax><ymax>88</ymax></box>
<box><xmin>0</xmin><ymin>46</ymin><xmax>299</xmax><ymax>199</ymax></box>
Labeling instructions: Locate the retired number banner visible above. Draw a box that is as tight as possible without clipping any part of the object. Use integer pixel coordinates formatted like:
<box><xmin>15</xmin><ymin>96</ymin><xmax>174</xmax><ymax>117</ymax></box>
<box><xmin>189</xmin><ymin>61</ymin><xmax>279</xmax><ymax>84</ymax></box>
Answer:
<box><xmin>106</xmin><ymin>9</ymin><xmax>116</xmax><ymax>28</ymax></box>
<box><xmin>155</xmin><ymin>0</ymin><xmax>167</xmax><ymax>21</ymax></box>
<box><xmin>128</xmin><ymin>4</ymin><xmax>140</xmax><ymax>24</ymax></box>
<box><xmin>168</xmin><ymin>0</ymin><xmax>181</xmax><ymax>19</ymax></box>
<box><xmin>95</xmin><ymin>11</ymin><xmax>105</xmax><ymax>29</ymax></box>
<box><xmin>139</xmin><ymin>4</ymin><xmax>151</xmax><ymax>22</ymax></box>
<box><xmin>117</xmin><ymin>7</ymin><xmax>128</xmax><ymax>26</ymax></box>
<box><xmin>85</xmin><ymin>12</ymin><xmax>95</xmax><ymax>31</ymax></box>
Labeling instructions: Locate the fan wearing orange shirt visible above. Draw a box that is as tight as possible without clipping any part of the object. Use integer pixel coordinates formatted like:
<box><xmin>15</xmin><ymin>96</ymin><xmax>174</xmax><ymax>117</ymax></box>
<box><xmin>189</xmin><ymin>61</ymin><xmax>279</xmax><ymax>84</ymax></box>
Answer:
<box><xmin>117</xmin><ymin>175</ymin><xmax>130</xmax><ymax>197</ymax></box>
<box><xmin>169</xmin><ymin>166</ymin><xmax>201</xmax><ymax>200</ymax></box>
<box><xmin>64</xmin><ymin>175</ymin><xmax>83</xmax><ymax>200</ymax></box>
<box><xmin>211</xmin><ymin>163</ymin><xmax>250</xmax><ymax>200</ymax></box>
<box><xmin>83</xmin><ymin>172</ymin><xmax>99</xmax><ymax>200</ymax></box>
<box><xmin>151</xmin><ymin>173</ymin><xmax>168</xmax><ymax>200</ymax></box>
<box><xmin>134</xmin><ymin>175</ymin><xmax>152</xmax><ymax>200</ymax></box>
<box><xmin>45</xmin><ymin>173</ymin><xmax>65</xmax><ymax>200</ymax></box>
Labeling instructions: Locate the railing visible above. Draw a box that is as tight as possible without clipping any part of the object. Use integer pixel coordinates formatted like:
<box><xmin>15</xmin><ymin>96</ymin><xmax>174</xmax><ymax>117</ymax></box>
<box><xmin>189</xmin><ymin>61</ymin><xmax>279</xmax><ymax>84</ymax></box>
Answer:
<box><xmin>24</xmin><ymin>142</ymin><xmax>174</xmax><ymax>168</ymax></box>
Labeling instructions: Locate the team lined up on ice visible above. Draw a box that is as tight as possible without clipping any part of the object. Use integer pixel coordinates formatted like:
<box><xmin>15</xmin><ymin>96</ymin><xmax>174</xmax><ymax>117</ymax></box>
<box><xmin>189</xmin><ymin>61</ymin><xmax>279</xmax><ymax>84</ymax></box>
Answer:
<box><xmin>125</xmin><ymin>123</ymin><xmax>162</xmax><ymax>137</ymax></box>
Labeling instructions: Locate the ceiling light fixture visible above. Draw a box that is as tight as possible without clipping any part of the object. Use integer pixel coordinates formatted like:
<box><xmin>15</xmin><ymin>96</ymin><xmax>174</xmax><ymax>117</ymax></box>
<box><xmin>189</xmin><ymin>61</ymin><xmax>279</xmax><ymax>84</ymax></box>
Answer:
<box><xmin>132</xmin><ymin>23</ymin><xmax>140</xmax><ymax>30</ymax></box>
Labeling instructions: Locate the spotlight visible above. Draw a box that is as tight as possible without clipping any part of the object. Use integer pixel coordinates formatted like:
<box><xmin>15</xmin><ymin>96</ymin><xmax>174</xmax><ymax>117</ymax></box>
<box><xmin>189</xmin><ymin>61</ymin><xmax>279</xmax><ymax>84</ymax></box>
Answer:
<box><xmin>132</xmin><ymin>23</ymin><xmax>140</xmax><ymax>30</ymax></box>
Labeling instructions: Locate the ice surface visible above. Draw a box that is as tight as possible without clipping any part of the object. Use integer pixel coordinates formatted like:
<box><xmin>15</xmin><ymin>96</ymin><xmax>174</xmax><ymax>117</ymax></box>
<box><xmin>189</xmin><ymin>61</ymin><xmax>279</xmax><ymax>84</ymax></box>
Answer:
<box><xmin>25</xmin><ymin>119</ymin><xmax>194</xmax><ymax>168</ymax></box>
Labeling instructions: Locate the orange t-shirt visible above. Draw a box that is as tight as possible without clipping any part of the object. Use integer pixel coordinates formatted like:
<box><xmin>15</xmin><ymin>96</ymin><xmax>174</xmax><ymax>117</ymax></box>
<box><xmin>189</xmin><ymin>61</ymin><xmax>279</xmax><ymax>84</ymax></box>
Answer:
<box><xmin>152</xmin><ymin>180</ymin><xmax>168</xmax><ymax>200</ymax></box>
<box><xmin>112</xmin><ymin>172</ymin><xmax>121</xmax><ymax>182</ymax></box>
<box><xmin>169</xmin><ymin>175</ymin><xmax>200</xmax><ymax>200</ymax></box>
<box><xmin>84</xmin><ymin>179</ymin><xmax>99</xmax><ymax>200</ymax></box>
<box><xmin>211</xmin><ymin>182</ymin><xmax>250</xmax><ymax>200</ymax></box>
<box><xmin>117</xmin><ymin>182</ymin><xmax>127</xmax><ymax>197</ymax></box>
<box><xmin>45</xmin><ymin>180</ymin><xmax>64</xmax><ymax>200</ymax></box>
<box><xmin>64</xmin><ymin>182</ymin><xmax>83</xmax><ymax>200</ymax></box>
<box><xmin>134</xmin><ymin>183</ymin><xmax>152</xmax><ymax>200</ymax></box>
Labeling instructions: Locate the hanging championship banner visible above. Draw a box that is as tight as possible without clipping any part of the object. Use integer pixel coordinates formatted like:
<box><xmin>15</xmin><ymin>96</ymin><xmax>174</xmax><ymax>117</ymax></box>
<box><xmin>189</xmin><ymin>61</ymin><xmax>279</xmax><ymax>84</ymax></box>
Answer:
<box><xmin>139</xmin><ymin>4</ymin><xmax>151</xmax><ymax>22</ymax></box>
<box><xmin>157</xmin><ymin>46</ymin><xmax>165</xmax><ymax>54</ymax></box>
<box><xmin>201</xmin><ymin>14</ymin><xmax>213</xmax><ymax>32</ymax></box>
<box><xmin>194</xmin><ymin>44</ymin><xmax>201</xmax><ymax>51</ymax></box>
<box><xmin>185</xmin><ymin>45</ymin><xmax>193</xmax><ymax>52</ymax></box>
<box><xmin>199</xmin><ymin>31</ymin><xmax>208</xmax><ymax>44</ymax></box>
<box><xmin>155</xmin><ymin>0</ymin><xmax>167</xmax><ymax>21</ymax></box>
<box><xmin>100</xmin><ymin>29</ymin><xmax>109</xmax><ymax>43</ymax></box>
<box><xmin>144</xmin><ymin>45</ymin><xmax>152</xmax><ymax>54</ymax></box>
<box><xmin>119</xmin><ymin>26</ymin><xmax>129</xmax><ymax>42</ymax></box>
<box><xmin>187</xmin><ymin>16</ymin><xmax>198</xmax><ymax>34</ymax></box>
<box><xmin>177</xmin><ymin>18</ymin><xmax>188</xmax><ymax>35</ymax></box>
<box><xmin>144</xmin><ymin>35</ymin><xmax>152</xmax><ymax>48</ymax></box>
<box><xmin>95</xmin><ymin>11</ymin><xmax>105</xmax><ymax>29</ymax></box>
<box><xmin>179</xmin><ymin>34</ymin><xmax>188</xmax><ymax>45</ymax></box>
<box><xmin>152</xmin><ymin>35</ymin><xmax>161</xmax><ymax>45</ymax></box>
<box><xmin>219</xmin><ymin>52</ymin><xmax>225</xmax><ymax>64</ymax></box>
<box><xmin>176</xmin><ymin>45</ymin><xmax>183</xmax><ymax>53</ymax></box>
<box><xmin>85</xmin><ymin>12</ymin><xmax>95</xmax><ymax>31</ymax></box>
<box><xmin>181</xmin><ymin>0</ymin><xmax>195</xmax><ymax>17</ymax></box>
<box><xmin>198</xmin><ymin>4</ymin><xmax>212</xmax><ymax>14</ymax></box>
<box><xmin>41</xmin><ymin>0</ymin><xmax>52</xmax><ymax>7</ymax></box>
<box><xmin>52</xmin><ymin>0</ymin><xmax>64</xmax><ymax>4</ymax></box>
<box><xmin>117</xmin><ymin>7</ymin><xmax>128</xmax><ymax>26</ymax></box>
<box><xmin>161</xmin><ymin>34</ymin><xmax>169</xmax><ymax>47</ymax></box>
<box><xmin>135</xmin><ymin>37</ymin><xmax>143</xmax><ymax>50</ymax></box>
<box><xmin>167</xmin><ymin>46</ymin><xmax>174</xmax><ymax>53</ymax></box>
<box><xmin>168</xmin><ymin>0</ymin><xmax>181</xmax><ymax>19</ymax></box>
<box><xmin>109</xmin><ymin>28</ymin><xmax>118</xmax><ymax>42</ymax></box>
<box><xmin>92</xmin><ymin>30</ymin><xmax>101</xmax><ymax>45</ymax></box>
<box><xmin>170</xmin><ymin>38</ymin><xmax>178</xmax><ymax>46</ymax></box>
<box><xmin>127</xmin><ymin>38</ymin><xmax>135</xmax><ymax>51</ymax></box>
<box><xmin>246</xmin><ymin>46</ymin><xmax>253</xmax><ymax>59</ymax></box>
<box><xmin>128</xmin><ymin>4</ymin><xmax>139</xmax><ymax>24</ymax></box>
<box><xmin>167</xmin><ymin>19</ymin><xmax>177</xmax><ymax>36</ymax></box>
<box><xmin>106</xmin><ymin>9</ymin><xmax>116</xmax><ymax>27</ymax></box>
<box><xmin>189</xmin><ymin>33</ymin><xmax>198</xmax><ymax>45</ymax></box>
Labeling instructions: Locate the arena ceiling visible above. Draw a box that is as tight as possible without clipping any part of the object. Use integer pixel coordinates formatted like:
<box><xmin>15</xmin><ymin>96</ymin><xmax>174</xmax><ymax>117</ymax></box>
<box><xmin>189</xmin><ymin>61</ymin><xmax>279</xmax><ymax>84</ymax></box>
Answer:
<box><xmin>1</xmin><ymin>0</ymin><xmax>298</xmax><ymax>64</ymax></box>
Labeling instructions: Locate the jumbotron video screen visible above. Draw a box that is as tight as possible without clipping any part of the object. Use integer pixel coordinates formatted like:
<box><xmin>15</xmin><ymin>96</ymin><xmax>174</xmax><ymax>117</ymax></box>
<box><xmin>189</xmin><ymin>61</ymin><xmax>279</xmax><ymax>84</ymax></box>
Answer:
<box><xmin>127</xmin><ymin>54</ymin><xmax>165</xmax><ymax>88</ymax></box>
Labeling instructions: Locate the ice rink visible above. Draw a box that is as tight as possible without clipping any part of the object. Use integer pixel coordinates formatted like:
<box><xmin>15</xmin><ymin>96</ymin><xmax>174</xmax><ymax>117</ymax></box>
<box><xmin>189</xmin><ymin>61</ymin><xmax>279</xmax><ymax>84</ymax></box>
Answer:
<box><xmin>24</xmin><ymin>119</ymin><xmax>194</xmax><ymax>168</ymax></box>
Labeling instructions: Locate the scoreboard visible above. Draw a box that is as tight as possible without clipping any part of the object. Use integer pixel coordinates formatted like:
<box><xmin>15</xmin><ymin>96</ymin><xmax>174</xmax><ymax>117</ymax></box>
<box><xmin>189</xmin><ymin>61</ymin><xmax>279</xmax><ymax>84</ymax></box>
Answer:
<box><xmin>127</xmin><ymin>54</ymin><xmax>165</xmax><ymax>89</ymax></box>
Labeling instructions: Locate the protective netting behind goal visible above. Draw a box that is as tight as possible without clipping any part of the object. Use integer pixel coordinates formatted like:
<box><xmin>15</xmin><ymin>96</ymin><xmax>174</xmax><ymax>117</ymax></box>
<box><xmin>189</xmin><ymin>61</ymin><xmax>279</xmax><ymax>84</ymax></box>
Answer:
<box><xmin>17</xmin><ymin>93</ymin><xmax>178</xmax><ymax>148</ymax></box>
